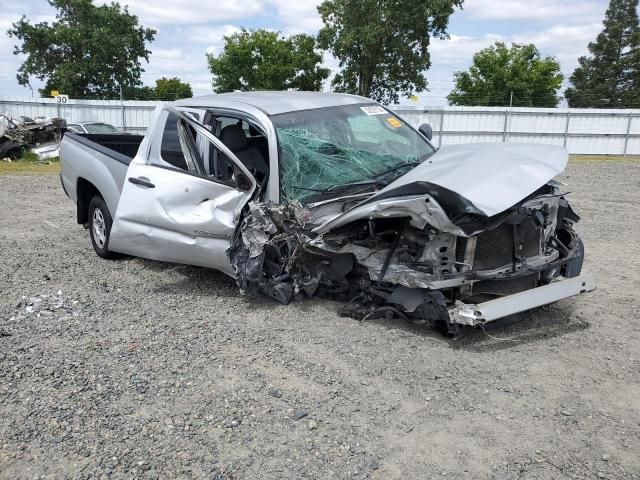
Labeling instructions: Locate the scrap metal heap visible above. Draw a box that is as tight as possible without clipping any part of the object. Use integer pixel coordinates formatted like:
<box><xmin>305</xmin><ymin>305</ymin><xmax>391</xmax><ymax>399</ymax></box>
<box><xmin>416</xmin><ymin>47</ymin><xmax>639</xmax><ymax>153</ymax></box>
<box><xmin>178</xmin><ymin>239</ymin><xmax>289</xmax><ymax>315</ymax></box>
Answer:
<box><xmin>0</xmin><ymin>115</ymin><xmax>66</xmax><ymax>159</ymax></box>
<box><xmin>229</xmin><ymin>181</ymin><xmax>586</xmax><ymax>335</ymax></box>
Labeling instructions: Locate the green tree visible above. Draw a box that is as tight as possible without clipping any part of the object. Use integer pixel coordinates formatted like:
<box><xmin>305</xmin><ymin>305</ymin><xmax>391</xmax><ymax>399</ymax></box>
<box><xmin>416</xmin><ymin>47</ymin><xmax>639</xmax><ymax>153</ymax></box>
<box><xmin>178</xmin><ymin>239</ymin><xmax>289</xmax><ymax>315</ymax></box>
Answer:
<box><xmin>207</xmin><ymin>29</ymin><xmax>330</xmax><ymax>92</ymax></box>
<box><xmin>122</xmin><ymin>78</ymin><xmax>193</xmax><ymax>100</ymax></box>
<box><xmin>154</xmin><ymin>77</ymin><xmax>193</xmax><ymax>100</ymax></box>
<box><xmin>7</xmin><ymin>0</ymin><xmax>156</xmax><ymax>98</ymax></box>
<box><xmin>565</xmin><ymin>0</ymin><xmax>640</xmax><ymax>108</ymax></box>
<box><xmin>122</xmin><ymin>85</ymin><xmax>156</xmax><ymax>100</ymax></box>
<box><xmin>447</xmin><ymin>42</ymin><xmax>563</xmax><ymax>107</ymax></box>
<box><xmin>317</xmin><ymin>0</ymin><xmax>462</xmax><ymax>104</ymax></box>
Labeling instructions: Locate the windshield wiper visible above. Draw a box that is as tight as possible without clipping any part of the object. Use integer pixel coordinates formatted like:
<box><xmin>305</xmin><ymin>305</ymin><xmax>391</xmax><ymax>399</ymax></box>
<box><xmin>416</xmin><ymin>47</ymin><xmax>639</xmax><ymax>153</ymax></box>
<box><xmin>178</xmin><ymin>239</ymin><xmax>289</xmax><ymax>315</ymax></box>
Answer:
<box><xmin>327</xmin><ymin>179</ymin><xmax>382</xmax><ymax>192</ymax></box>
<box><xmin>372</xmin><ymin>161</ymin><xmax>422</xmax><ymax>180</ymax></box>
<box><xmin>290</xmin><ymin>180</ymin><xmax>381</xmax><ymax>194</ymax></box>
<box><xmin>289</xmin><ymin>185</ymin><xmax>330</xmax><ymax>193</ymax></box>
<box><xmin>289</xmin><ymin>162</ymin><xmax>421</xmax><ymax>196</ymax></box>
<box><xmin>288</xmin><ymin>161</ymin><xmax>424</xmax><ymax>197</ymax></box>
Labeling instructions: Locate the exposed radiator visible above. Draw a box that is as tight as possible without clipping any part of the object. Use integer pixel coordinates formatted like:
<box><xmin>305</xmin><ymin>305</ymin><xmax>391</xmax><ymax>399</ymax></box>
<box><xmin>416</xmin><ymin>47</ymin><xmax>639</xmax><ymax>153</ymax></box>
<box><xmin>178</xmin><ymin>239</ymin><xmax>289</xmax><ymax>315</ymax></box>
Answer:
<box><xmin>473</xmin><ymin>220</ymin><xmax>542</xmax><ymax>271</ymax></box>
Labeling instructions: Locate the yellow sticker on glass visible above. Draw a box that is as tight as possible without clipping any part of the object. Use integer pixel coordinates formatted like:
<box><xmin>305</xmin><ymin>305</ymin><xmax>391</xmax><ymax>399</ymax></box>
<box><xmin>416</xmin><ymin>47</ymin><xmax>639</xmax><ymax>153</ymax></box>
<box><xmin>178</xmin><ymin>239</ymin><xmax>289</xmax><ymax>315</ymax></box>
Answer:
<box><xmin>386</xmin><ymin>117</ymin><xmax>402</xmax><ymax>128</ymax></box>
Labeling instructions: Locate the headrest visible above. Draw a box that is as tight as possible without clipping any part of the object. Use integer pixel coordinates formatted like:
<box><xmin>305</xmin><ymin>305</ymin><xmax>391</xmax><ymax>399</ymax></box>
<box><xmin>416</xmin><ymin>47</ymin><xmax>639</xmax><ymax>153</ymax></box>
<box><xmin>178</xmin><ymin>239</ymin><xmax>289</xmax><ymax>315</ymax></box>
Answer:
<box><xmin>220</xmin><ymin>125</ymin><xmax>248</xmax><ymax>152</ymax></box>
<box><xmin>248</xmin><ymin>124</ymin><xmax>261</xmax><ymax>137</ymax></box>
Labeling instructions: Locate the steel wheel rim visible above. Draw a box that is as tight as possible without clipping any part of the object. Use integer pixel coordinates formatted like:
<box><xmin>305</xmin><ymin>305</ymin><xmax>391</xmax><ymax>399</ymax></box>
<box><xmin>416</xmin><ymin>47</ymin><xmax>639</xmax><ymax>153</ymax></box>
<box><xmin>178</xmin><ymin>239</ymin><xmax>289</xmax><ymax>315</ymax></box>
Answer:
<box><xmin>92</xmin><ymin>208</ymin><xmax>106</xmax><ymax>248</ymax></box>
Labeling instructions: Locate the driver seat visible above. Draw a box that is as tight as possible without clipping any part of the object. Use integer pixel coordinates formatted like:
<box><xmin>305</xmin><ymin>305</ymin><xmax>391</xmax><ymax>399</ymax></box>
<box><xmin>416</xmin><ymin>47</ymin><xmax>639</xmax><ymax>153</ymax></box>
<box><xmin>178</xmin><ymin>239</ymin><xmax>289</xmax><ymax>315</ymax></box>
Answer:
<box><xmin>219</xmin><ymin>125</ymin><xmax>268</xmax><ymax>178</ymax></box>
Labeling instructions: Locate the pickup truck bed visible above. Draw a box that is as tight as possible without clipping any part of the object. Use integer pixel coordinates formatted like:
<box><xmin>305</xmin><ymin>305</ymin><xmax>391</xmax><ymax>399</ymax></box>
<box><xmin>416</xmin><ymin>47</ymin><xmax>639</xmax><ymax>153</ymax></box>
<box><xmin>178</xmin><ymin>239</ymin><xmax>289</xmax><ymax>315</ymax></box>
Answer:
<box><xmin>65</xmin><ymin>133</ymin><xmax>144</xmax><ymax>165</ymax></box>
<box><xmin>59</xmin><ymin>132</ymin><xmax>145</xmax><ymax>225</ymax></box>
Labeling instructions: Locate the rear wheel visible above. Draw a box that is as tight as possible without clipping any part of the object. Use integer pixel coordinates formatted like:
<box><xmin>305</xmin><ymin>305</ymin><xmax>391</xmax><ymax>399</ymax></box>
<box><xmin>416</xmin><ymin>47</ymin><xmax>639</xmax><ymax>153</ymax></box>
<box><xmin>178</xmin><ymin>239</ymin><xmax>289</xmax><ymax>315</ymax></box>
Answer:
<box><xmin>88</xmin><ymin>195</ymin><xmax>115</xmax><ymax>259</ymax></box>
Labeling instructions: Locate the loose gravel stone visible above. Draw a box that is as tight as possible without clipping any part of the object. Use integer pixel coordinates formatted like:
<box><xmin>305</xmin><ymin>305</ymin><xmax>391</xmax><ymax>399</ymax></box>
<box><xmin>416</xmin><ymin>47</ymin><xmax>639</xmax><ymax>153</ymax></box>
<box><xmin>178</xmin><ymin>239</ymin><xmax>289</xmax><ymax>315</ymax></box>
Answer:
<box><xmin>291</xmin><ymin>409</ymin><xmax>310</xmax><ymax>421</ymax></box>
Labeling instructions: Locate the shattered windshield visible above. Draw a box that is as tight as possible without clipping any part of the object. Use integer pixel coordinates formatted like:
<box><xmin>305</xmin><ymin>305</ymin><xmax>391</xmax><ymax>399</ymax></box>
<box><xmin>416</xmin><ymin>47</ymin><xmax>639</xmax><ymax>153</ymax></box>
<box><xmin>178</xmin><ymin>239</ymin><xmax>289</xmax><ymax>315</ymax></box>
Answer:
<box><xmin>272</xmin><ymin>104</ymin><xmax>436</xmax><ymax>203</ymax></box>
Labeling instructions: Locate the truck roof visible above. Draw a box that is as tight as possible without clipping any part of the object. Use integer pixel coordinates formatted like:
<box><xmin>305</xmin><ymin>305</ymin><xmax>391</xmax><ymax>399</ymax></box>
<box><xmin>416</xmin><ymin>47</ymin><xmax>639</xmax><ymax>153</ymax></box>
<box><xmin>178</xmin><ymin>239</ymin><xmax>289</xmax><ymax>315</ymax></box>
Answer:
<box><xmin>173</xmin><ymin>91</ymin><xmax>373</xmax><ymax>116</ymax></box>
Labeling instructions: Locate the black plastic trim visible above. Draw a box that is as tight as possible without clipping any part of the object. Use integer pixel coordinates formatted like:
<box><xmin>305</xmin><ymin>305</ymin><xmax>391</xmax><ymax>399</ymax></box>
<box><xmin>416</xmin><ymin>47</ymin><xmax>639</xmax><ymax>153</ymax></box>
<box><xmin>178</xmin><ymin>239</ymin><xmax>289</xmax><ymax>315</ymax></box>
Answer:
<box><xmin>59</xmin><ymin>173</ymin><xmax>69</xmax><ymax>197</ymax></box>
<box><xmin>128</xmin><ymin>177</ymin><xmax>155</xmax><ymax>188</ymax></box>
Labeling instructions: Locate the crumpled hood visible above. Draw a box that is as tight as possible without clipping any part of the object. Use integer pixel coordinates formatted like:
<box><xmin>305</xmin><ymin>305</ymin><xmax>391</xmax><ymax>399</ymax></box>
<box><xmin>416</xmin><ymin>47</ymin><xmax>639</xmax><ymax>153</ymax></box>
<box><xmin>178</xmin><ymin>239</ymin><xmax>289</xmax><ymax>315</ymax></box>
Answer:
<box><xmin>375</xmin><ymin>143</ymin><xmax>568</xmax><ymax>216</ymax></box>
<box><xmin>313</xmin><ymin>143</ymin><xmax>568</xmax><ymax>236</ymax></box>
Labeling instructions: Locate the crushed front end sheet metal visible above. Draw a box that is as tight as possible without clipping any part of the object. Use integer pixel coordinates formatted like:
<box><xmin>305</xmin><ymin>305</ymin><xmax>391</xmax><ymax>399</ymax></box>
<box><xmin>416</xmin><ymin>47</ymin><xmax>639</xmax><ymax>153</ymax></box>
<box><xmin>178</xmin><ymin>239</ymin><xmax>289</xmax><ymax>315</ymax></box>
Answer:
<box><xmin>229</xmin><ymin>201</ymin><xmax>313</xmax><ymax>304</ymax></box>
<box><xmin>229</xmin><ymin>178</ymin><xmax>594</xmax><ymax>335</ymax></box>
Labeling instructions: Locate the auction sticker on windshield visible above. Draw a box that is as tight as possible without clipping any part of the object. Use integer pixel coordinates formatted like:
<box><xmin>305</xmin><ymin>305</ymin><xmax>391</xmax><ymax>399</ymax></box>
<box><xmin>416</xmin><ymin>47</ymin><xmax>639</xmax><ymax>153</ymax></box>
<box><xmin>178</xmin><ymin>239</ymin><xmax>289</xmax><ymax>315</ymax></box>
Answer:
<box><xmin>386</xmin><ymin>117</ymin><xmax>402</xmax><ymax>128</ymax></box>
<box><xmin>360</xmin><ymin>105</ymin><xmax>387</xmax><ymax>115</ymax></box>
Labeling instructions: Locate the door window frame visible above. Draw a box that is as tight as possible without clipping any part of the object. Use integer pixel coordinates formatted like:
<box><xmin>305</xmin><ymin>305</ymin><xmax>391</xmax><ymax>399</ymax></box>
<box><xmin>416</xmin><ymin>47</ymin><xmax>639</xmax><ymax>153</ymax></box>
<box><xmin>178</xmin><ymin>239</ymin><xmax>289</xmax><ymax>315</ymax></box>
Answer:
<box><xmin>146</xmin><ymin>106</ymin><xmax>257</xmax><ymax>193</ymax></box>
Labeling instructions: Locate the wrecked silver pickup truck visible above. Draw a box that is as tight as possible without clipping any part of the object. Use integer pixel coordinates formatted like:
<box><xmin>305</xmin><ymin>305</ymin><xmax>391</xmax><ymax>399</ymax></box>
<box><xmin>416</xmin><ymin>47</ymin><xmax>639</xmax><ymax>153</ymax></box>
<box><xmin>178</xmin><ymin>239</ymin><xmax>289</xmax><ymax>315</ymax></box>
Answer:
<box><xmin>60</xmin><ymin>92</ymin><xmax>594</xmax><ymax>335</ymax></box>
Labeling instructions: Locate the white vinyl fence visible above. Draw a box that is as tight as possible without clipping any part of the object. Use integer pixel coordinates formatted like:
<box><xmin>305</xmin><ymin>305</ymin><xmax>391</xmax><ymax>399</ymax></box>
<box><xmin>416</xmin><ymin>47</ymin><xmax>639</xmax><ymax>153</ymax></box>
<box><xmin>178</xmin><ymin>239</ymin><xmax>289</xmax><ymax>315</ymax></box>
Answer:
<box><xmin>395</xmin><ymin>106</ymin><xmax>640</xmax><ymax>156</ymax></box>
<box><xmin>0</xmin><ymin>97</ymin><xmax>163</xmax><ymax>135</ymax></box>
<box><xmin>2</xmin><ymin>97</ymin><xmax>639</xmax><ymax>155</ymax></box>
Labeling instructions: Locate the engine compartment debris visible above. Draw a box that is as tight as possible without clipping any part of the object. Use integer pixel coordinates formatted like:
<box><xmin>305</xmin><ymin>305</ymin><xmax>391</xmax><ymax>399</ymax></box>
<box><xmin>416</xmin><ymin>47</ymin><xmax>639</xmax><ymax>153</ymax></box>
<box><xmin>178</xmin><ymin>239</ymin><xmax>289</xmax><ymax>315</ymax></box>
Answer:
<box><xmin>229</xmin><ymin>201</ymin><xmax>313</xmax><ymax>304</ymax></box>
<box><xmin>229</xmin><ymin>181</ymin><xmax>590</xmax><ymax>336</ymax></box>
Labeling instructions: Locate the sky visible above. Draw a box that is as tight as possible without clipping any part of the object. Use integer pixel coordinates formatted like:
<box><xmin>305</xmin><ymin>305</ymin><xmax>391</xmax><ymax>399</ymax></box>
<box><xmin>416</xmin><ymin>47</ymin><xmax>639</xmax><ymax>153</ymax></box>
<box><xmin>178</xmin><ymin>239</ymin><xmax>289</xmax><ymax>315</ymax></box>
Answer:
<box><xmin>0</xmin><ymin>0</ymin><xmax>615</xmax><ymax>105</ymax></box>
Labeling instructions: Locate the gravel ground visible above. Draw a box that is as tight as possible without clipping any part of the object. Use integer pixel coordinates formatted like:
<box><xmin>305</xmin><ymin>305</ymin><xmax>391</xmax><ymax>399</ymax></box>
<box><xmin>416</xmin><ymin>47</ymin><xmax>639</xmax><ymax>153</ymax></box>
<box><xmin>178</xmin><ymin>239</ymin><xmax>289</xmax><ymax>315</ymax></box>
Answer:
<box><xmin>1</xmin><ymin>161</ymin><xmax>639</xmax><ymax>480</ymax></box>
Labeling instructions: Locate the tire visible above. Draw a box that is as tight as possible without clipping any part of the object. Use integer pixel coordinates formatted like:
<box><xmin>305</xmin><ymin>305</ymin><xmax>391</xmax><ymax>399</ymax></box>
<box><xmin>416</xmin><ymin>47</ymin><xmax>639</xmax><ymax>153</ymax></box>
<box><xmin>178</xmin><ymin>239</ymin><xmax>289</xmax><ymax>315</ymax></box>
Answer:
<box><xmin>0</xmin><ymin>142</ymin><xmax>24</xmax><ymax>160</ymax></box>
<box><xmin>88</xmin><ymin>195</ymin><xmax>115</xmax><ymax>259</ymax></box>
<box><xmin>7</xmin><ymin>146</ymin><xmax>24</xmax><ymax>160</ymax></box>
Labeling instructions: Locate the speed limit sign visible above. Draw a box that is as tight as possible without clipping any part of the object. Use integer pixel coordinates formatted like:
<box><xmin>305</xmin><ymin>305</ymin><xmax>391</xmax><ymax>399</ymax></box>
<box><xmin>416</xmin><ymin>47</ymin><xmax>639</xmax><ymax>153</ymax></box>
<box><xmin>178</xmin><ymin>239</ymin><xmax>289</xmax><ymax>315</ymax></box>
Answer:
<box><xmin>55</xmin><ymin>94</ymin><xmax>69</xmax><ymax>104</ymax></box>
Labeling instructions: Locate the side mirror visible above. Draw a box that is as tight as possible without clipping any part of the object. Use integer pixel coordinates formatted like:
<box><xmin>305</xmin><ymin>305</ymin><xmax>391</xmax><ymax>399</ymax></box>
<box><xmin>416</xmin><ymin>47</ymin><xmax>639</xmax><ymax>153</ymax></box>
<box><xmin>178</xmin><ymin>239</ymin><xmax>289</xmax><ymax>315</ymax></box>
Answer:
<box><xmin>418</xmin><ymin>123</ymin><xmax>433</xmax><ymax>141</ymax></box>
<box><xmin>236</xmin><ymin>171</ymin><xmax>253</xmax><ymax>192</ymax></box>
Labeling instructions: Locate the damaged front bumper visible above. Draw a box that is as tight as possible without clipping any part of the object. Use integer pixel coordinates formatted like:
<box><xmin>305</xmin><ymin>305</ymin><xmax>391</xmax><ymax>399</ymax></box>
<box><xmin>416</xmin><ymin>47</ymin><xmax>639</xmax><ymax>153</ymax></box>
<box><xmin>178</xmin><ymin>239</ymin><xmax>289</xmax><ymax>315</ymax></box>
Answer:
<box><xmin>229</xmin><ymin>178</ymin><xmax>594</xmax><ymax>335</ymax></box>
<box><xmin>449</xmin><ymin>274</ymin><xmax>596</xmax><ymax>326</ymax></box>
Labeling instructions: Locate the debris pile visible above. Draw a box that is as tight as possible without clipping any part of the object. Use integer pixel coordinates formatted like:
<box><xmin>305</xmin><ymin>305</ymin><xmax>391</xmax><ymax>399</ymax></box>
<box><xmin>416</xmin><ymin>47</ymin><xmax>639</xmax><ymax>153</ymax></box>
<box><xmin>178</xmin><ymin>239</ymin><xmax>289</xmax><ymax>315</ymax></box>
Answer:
<box><xmin>16</xmin><ymin>291</ymin><xmax>80</xmax><ymax>318</ymax></box>
<box><xmin>0</xmin><ymin>114</ymin><xmax>66</xmax><ymax>160</ymax></box>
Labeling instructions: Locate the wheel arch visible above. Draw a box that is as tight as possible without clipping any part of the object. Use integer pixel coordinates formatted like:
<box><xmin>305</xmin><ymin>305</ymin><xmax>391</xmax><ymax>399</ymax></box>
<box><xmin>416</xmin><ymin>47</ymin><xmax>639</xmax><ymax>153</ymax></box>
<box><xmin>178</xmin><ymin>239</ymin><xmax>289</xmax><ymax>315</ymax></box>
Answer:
<box><xmin>76</xmin><ymin>177</ymin><xmax>101</xmax><ymax>225</ymax></box>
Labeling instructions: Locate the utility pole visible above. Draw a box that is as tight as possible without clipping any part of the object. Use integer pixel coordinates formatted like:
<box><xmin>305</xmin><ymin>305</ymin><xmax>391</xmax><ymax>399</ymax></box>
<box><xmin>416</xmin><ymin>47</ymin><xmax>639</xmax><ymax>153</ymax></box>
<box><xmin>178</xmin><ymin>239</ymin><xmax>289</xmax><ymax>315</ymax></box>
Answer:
<box><xmin>119</xmin><ymin>84</ymin><xmax>126</xmax><ymax>132</ymax></box>
<box><xmin>563</xmin><ymin>110</ymin><xmax>571</xmax><ymax>148</ymax></box>
<box><xmin>623</xmin><ymin>110</ymin><xmax>632</xmax><ymax>156</ymax></box>
<box><xmin>503</xmin><ymin>91</ymin><xmax>513</xmax><ymax>142</ymax></box>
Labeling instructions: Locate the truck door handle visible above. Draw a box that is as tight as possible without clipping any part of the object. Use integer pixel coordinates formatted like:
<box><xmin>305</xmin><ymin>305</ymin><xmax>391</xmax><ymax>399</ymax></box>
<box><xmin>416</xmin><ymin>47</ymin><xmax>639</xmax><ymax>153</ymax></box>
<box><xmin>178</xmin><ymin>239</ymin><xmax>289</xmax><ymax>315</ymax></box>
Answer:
<box><xmin>128</xmin><ymin>177</ymin><xmax>155</xmax><ymax>188</ymax></box>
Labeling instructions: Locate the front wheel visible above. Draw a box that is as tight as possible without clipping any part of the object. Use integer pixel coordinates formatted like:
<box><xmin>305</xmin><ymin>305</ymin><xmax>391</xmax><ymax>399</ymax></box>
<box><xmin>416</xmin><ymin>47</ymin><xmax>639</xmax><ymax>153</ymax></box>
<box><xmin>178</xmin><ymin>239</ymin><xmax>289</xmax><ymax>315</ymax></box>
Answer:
<box><xmin>88</xmin><ymin>195</ymin><xmax>116</xmax><ymax>259</ymax></box>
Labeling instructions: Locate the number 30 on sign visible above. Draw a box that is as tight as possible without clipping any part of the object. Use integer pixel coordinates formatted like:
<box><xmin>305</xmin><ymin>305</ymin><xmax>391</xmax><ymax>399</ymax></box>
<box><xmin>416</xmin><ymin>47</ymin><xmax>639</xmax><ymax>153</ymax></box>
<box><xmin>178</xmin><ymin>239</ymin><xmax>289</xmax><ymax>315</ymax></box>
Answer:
<box><xmin>55</xmin><ymin>95</ymin><xmax>69</xmax><ymax>104</ymax></box>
